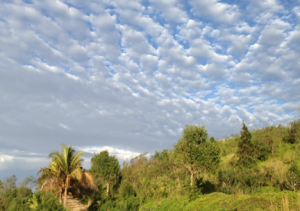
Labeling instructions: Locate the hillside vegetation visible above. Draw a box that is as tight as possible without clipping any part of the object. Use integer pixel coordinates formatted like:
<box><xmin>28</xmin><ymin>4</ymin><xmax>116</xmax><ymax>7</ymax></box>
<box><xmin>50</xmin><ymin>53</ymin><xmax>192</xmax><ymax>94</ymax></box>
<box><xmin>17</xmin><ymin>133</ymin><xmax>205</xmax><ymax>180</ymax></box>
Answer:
<box><xmin>1</xmin><ymin>119</ymin><xmax>300</xmax><ymax>210</ymax></box>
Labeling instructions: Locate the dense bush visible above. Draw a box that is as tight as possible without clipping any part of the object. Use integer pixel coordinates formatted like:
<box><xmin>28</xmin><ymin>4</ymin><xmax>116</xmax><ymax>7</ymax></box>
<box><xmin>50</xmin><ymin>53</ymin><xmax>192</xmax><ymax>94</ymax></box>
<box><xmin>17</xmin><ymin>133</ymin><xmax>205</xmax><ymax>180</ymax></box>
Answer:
<box><xmin>285</xmin><ymin>162</ymin><xmax>300</xmax><ymax>192</ymax></box>
<box><xmin>285</xmin><ymin>120</ymin><xmax>300</xmax><ymax>144</ymax></box>
<box><xmin>26</xmin><ymin>192</ymin><xmax>66</xmax><ymax>211</ymax></box>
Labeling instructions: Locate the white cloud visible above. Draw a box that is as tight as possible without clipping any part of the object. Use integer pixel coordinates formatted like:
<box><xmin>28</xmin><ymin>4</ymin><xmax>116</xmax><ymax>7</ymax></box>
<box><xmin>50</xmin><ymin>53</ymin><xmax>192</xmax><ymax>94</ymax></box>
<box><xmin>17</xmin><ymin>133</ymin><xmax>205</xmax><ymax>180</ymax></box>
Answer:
<box><xmin>79</xmin><ymin>146</ymin><xmax>141</xmax><ymax>162</ymax></box>
<box><xmin>1</xmin><ymin>0</ymin><xmax>300</xmax><ymax>181</ymax></box>
<box><xmin>148</xmin><ymin>0</ymin><xmax>188</xmax><ymax>24</ymax></box>
<box><xmin>189</xmin><ymin>0</ymin><xmax>240</xmax><ymax>24</ymax></box>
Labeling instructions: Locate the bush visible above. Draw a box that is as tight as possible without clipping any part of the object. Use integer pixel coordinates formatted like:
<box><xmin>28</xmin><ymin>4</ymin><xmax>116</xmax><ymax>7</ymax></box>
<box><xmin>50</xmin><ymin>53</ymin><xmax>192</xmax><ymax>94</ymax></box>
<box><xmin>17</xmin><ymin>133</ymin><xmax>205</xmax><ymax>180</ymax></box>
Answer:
<box><xmin>285</xmin><ymin>120</ymin><xmax>300</xmax><ymax>144</ymax></box>
<box><xmin>285</xmin><ymin>162</ymin><xmax>300</xmax><ymax>192</ymax></box>
<box><xmin>0</xmin><ymin>187</ymin><xmax>32</xmax><ymax>211</ymax></box>
<box><xmin>26</xmin><ymin>192</ymin><xmax>66</xmax><ymax>211</ymax></box>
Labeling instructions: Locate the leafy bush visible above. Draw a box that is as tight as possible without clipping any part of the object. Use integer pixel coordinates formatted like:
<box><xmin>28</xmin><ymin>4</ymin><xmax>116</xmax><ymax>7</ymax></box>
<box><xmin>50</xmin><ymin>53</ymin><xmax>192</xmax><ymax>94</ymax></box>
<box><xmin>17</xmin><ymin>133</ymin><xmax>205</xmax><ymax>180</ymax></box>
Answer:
<box><xmin>0</xmin><ymin>175</ymin><xmax>33</xmax><ymax>211</ymax></box>
<box><xmin>285</xmin><ymin>120</ymin><xmax>300</xmax><ymax>144</ymax></box>
<box><xmin>26</xmin><ymin>192</ymin><xmax>66</xmax><ymax>211</ymax></box>
<box><xmin>285</xmin><ymin>162</ymin><xmax>300</xmax><ymax>192</ymax></box>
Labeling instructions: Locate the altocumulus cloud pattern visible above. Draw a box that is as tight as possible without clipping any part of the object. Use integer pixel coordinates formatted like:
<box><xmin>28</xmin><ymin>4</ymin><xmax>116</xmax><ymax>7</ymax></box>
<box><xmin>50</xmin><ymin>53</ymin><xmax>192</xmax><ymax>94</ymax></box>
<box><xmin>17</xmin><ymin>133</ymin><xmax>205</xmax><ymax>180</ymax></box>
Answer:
<box><xmin>0</xmin><ymin>0</ymin><xmax>300</xmax><ymax>180</ymax></box>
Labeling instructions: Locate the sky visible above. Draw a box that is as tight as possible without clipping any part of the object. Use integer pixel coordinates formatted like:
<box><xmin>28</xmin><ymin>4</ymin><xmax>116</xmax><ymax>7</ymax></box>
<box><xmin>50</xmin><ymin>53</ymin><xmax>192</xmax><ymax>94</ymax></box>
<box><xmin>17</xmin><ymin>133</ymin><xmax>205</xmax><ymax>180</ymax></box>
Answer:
<box><xmin>0</xmin><ymin>0</ymin><xmax>300</xmax><ymax>182</ymax></box>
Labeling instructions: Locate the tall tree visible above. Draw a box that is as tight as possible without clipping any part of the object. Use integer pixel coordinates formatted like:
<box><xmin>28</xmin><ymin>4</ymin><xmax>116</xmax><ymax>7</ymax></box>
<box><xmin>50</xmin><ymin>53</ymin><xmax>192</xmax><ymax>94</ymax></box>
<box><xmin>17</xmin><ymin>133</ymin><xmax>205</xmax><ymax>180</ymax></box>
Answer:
<box><xmin>90</xmin><ymin>150</ymin><xmax>120</xmax><ymax>198</ymax></box>
<box><xmin>237</xmin><ymin>121</ymin><xmax>256</xmax><ymax>167</ymax></box>
<box><xmin>173</xmin><ymin>125</ymin><xmax>220</xmax><ymax>187</ymax></box>
<box><xmin>38</xmin><ymin>144</ymin><xmax>97</xmax><ymax>207</ymax></box>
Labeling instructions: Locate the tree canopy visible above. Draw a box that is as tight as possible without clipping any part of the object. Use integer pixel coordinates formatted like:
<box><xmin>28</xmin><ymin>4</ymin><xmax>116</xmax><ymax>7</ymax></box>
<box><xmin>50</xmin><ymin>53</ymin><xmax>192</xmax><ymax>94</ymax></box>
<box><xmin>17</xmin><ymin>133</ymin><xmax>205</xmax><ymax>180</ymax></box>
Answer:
<box><xmin>237</xmin><ymin>121</ymin><xmax>257</xmax><ymax>167</ymax></box>
<box><xmin>90</xmin><ymin>150</ymin><xmax>120</xmax><ymax>198</ymax></box>
<box><xmin>174</xmin><ymin>125</ymin><xmax>220</xmax><ymax>187</ymax></box>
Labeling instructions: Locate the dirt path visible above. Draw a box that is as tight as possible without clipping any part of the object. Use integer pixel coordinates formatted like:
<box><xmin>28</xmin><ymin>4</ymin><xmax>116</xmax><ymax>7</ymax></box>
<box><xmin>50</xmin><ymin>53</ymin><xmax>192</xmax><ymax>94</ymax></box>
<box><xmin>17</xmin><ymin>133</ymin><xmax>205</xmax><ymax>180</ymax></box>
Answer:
<box><xmin>66</xmin><ymin>197</ymin><xmax>88</xmax><ymax>211</ymax></box>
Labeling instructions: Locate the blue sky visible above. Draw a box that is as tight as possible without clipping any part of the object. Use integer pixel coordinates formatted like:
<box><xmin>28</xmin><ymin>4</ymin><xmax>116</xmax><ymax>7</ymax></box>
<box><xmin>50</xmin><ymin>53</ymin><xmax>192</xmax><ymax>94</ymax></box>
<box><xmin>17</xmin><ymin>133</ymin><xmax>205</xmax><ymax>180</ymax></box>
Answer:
<box><xmin>0</xmin><ymin>0</ymin><xmax>300</xmax><ymax>182</ymax></box>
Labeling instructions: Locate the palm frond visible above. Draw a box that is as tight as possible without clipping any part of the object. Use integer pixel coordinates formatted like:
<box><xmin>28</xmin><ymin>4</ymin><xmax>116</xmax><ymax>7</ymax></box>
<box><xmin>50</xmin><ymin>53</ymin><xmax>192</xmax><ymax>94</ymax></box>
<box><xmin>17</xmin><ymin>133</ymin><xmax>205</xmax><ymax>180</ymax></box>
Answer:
<box><xmin>71</xmin><ymin>168</ymin><xmax>83</xmax><ymax>181</ymax></box>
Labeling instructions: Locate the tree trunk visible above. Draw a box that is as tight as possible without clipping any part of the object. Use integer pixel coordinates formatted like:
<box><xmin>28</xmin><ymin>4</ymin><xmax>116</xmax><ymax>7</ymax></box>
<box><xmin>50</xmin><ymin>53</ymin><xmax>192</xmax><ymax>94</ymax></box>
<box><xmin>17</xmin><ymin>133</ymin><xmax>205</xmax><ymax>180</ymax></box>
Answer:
<box><xmin>64</xmin><ymin>176</ymin><xmax>69</xmax><ymax>207</ymax></box>
<box><xmin>190</xmin><ymin>172</ymin><xmax>194</xmax><ymax>187</ymax></box>
<box><xmin>106</xmin><ymin>181</ymin><xmax>110</xmax><ymax>198</ymax></box>
<box><xmin>58</xmin><ymin>186</ymin><xmax>63</xmax><ymax>204</ymax></box>
<box><xmin>59</xmin><ymin>192</ymin><xmax>62</xmax><ymax>204</ymax></box>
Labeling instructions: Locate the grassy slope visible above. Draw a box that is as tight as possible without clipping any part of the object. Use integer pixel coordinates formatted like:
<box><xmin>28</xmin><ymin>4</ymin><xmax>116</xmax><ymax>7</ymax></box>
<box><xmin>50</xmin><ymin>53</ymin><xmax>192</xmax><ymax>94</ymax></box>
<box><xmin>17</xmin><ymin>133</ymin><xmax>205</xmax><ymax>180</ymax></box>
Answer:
<box><xmin>140</xmin><ymin>191</ymin><xmax>300</xmax><ymax>211</ymax></box>
<box><xmin>140</xmin><ymin>123</ymin><xmax>300</xmax><ymax>211</ymax></box>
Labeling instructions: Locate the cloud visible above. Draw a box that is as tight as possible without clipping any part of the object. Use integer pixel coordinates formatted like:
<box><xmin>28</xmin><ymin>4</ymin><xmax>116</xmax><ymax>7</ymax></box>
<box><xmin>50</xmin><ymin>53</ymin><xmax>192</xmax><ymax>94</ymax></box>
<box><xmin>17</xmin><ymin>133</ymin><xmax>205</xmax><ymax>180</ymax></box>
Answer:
<box><xmin>79</xmin><ymin>146</ymin><xmax>141</xmax><ymax>163</ymax></box>
<box><xmin>189</xmin><ymin>0</ymin><xmax>240</xmax><ymax>24</ymax></box>
<box><xmin>148</xmin><ymin>0</ymin><xmax>188</xmax><ymax>24</ymax></box>
<box><xmin>1</xmin><ymin>0</ymin><xmax>300</xmax><ymax>181</ymax></box>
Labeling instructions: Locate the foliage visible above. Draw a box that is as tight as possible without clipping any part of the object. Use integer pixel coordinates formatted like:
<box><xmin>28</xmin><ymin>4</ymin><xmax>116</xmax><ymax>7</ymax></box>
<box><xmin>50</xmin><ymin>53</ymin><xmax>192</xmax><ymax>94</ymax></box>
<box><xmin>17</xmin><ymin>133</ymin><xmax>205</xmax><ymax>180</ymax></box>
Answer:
<box><xmin>90</xmin><ymin>150</ymin><xmax>120</xmax><ymax>198</ymax></box>
<box><xmin>115</xmin><ymin>181</ymin><xmax>140</xmax><ymax>211</ymax></box>
<box><xmin>218</xmin><ymin>167</ymin><xmax>268</xmax><ymax>194</ymax></box>
<box><xmin>0</xmin><ymin>187</ymin><xmax>31</xmax><ymax>211</ymax></box>
<box><xmin>285</xmin><ymin>161</ymin><xmax>300</xmax><ymax>192</ymax></box>
<box><xmin>218</xmin><ymin>168</ymin><xmax>239</xmax><ymax>194</ymax></box>
<box><xmin>140</xmin><ymin>191</ymin><xmax>300</xmax><ymax>211</ymax></box>
<box><xmin>38</xmin><ymin>144</ymin><xmax>97</xmax><ymax>207</ymax></box>
<box><xmin>285</xmin><ymin>120</ymin><xmax>300</xmax><ymax>144</ymax></box>
<box><xmin>237</xmin><ymin>121</ymin><xmax>257</xmax><ymax>167</ymax></box>
<box><xmin>185</xmin><ymin>191</ymin><xmax>300</xmax><ymax>211</ymax></box>
<box><xmin>26</xmin><ymin>192</ymin><xmax>66</xmax><ymax>211</ymax></box>
<box><xmin>173</xmin><ymin>125</ymin><xmax>220</xmax><ymax>187</ymax></box>
<box><xmin>209</xmin><ymin>136</ymin><xmax>216</xmax><ymax>143</ymax></box>
<box><xmin>0</xmin><ymin>175</ymin><xmax>28</xmax><ymax>211</ymax></box>
<box><xmin>139</xmin><ymin>197</ymin><xmax>188</xmax><ymax>211</ymax></box>
<box><xmin>0</xmin><ymin>175</ymin><xmax>65</xmax><ymax>211</ymax></box>
<box><xmin>1</xmin><ymin>175</ymin><xmax>17</xmax><ymax>190</ymax></box>
<box><xmin>5</xmin><ymin>119</ymin><xmax>300</xmax><ymax>210</ymax></box>
<box><xmin>251</xmin><ymin>125</ymin><xmax>284</xmax><ymax>158</ymax></box>
<box><xmin>19</xmin><ymin>176</ymin><xmax>37</xmax><ymax>191</ymax></box>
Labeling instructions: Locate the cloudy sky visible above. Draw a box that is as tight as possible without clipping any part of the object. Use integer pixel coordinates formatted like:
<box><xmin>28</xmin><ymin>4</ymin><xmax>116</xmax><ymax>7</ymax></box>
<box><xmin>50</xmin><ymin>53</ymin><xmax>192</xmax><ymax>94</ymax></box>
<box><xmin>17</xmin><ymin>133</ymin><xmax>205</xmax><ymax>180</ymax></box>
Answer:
<box><xmin>1</xmin><ymin>0</ymin><xmax>300</xmax><ymax>182</ymax></box>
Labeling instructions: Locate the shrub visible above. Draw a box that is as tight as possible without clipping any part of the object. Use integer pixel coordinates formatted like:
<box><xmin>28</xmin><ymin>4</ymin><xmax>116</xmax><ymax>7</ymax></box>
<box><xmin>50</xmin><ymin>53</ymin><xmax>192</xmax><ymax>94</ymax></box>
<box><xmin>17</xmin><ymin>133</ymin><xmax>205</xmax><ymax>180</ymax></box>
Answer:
<box><xmin>285</xmin><ymin>162</ymin><xmax>300</xmax><ymax>192</ymax></box>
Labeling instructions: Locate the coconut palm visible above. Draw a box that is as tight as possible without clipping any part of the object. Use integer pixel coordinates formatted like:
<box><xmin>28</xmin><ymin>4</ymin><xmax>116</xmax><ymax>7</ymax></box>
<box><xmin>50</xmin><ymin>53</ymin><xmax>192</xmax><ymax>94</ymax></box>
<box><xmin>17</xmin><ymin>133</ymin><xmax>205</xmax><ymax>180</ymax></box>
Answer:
<box><xmin>38</xmin><ymin>144</ymin><xmax>97</xmax><ymax>207</ymax></box>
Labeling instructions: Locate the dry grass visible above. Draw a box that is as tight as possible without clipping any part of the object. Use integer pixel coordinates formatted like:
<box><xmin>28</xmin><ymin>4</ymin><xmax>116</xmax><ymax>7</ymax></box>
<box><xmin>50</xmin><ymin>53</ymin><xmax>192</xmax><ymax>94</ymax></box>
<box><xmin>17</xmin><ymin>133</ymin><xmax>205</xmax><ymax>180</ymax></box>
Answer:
<box><xmin>269</xmin><ymin>201</ymin><xmax>275</xmax><ymax>211</ymax></box>
<box><xmin>282</xmin><ymin>194</ymin><xmax>289</xmax><ymax>211</ymax></box>
<box><xmin>262</xmin><ymin>159</ymin><xmax>289</xmax><ymax>184</ymax></box>
<box><xmin>220</xmin><ymin>153</ymin><xmax>236</xmax><ymax>167</ymax></box>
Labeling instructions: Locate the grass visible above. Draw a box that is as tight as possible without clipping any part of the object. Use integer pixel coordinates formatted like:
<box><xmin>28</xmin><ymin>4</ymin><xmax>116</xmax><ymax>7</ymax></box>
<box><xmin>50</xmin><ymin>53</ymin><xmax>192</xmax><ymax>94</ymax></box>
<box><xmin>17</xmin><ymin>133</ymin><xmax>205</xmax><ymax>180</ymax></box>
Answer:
<box><xmin>139</xmin><ymin>191</ymin><xmax>300</xmax><ymax>211</ymax></box>
<box><xmin>139</xmin><ymin>197</ymin><xmax>188</xmax><ymax>211</ymax></box>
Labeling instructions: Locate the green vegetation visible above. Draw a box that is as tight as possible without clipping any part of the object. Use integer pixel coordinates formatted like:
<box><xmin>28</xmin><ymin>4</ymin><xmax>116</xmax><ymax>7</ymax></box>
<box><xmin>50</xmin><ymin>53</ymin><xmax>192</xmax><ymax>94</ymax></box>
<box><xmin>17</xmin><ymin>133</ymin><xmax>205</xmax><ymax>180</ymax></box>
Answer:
<box><xmin>2</xmin><ymin>119</ymin><xmax>300</xmax><ymax>210</ymax></box>
<box><xmin>0</xmin><ymin>175</ymin><xmax>65</xmax><ymax>211</ymax></box>
<box><xmin>90</xmin><ymin>150</ymin><xmax>120</xmax><ymax>198</ymax></box>
<box><xmin>173</xmin><ymin>125</ymin><xmax>220</xmax><ymax>187</ymax></box>
<box><xmin>38</xmin><ymin>144</ymin><xmax>97</xmax><ymax>206</ymax></box>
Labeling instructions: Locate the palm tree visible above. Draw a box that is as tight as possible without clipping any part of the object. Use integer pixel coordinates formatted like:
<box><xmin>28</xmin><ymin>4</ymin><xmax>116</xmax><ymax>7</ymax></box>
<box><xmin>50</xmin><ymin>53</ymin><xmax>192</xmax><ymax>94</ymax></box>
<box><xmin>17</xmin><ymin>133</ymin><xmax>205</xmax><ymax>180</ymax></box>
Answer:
<box><xmin>38</xmin><ymin>144</ymin><xmax>97</xmax><ymax>207</ymax></box>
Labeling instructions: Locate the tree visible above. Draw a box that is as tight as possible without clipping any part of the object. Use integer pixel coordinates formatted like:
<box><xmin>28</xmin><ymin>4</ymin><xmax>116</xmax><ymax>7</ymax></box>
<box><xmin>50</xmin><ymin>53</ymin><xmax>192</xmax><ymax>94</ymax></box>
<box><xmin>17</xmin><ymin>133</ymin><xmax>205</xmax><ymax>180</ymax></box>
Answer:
<box><xmin>286</xmin><ymin>120</ymin><xmax>300</xmax><ymax>144</ymax></box>
<box><xmin>19</xmin><ymin>176</ymin><xmax>37</xmax><ymax>191</ymax></box>
<box><xmin>0</xmin><ymin>175</ymin><xmax>33</xmax><ymax>211</ymax></box>
<box><xmin>209</xmin><ymin>136</ymin><xmax>216</xmax><ymax>143</ymax></box>
<box><xmin>38</xmin><ymin>144</ymin><xmax>97</xmax><ymax>207</ymax></box>
<box><xmin>1</xmin><ymin>175</ymin><xmax>17</xmax><ymax>191</ymax></box>
<box><xmin>237</xmin><ymin>121</ymin><xmax>256</xmax><ymax>167</ymax></box>
<box><xmin>173</xmin><ymin>125</ymin><xmax>220</xmax><ymax>187</ymax></box>
<box><xmin>90</xmin><ymin>150</ymin><xmax>120</xmax><ymax>198</ymax></box>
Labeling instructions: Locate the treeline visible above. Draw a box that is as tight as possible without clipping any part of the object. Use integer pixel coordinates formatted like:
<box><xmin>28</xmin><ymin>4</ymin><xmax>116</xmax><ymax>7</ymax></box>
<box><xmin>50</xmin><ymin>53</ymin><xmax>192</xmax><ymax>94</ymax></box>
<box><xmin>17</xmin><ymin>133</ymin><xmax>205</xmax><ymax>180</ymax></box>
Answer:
<box><xmin>1</xmin><ymin>119</ymin><xmax>300</xmax><ymax>210</ymax></box>
<box><xmin>0</xmin><ymin>175</ymin><xmax>65</xmax><ymax>210</ymax></box>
